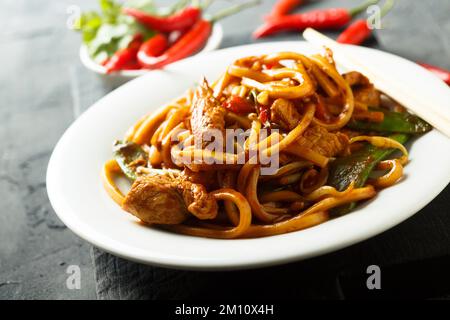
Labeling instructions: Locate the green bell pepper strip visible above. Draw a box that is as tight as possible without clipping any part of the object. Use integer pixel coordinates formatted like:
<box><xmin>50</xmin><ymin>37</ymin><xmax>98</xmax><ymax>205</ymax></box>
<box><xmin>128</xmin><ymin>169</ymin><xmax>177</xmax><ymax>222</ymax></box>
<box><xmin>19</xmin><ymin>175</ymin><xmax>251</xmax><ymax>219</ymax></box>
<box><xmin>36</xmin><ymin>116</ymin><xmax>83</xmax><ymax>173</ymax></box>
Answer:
<box><xmin>113</xmin><ymin>140</ymin><xmax>148</xmax><ymax>180</ymax></box>
<box><xmin>327</xmin><ymin>133</ymin><xmax>409</xmax><ymax>215</ymax></box>
<box><xmin>347</xmin><ymin>108</ymin><xmax>432</xmax><ymax>134</ymax></box>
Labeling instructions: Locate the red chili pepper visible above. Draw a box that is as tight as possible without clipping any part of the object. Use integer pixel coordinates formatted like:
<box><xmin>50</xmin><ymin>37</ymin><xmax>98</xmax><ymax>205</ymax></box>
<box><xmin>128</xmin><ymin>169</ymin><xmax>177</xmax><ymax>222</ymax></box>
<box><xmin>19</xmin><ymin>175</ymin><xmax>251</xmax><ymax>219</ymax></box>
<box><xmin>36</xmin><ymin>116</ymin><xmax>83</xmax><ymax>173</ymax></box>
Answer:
<box><xmin>139</xmin><ymin>19</ymin><xmax>212</xmax><ymax>69</ymax></box>
<box><xmin>253</xmin><ymin>0</ymin><xmax>378</xmax><ymax>39</ymax></box>
<box><xmin>104</xmin><ymin>36</ymin><xmax>142</xmax><ymax>73</ymax></box>
<box><xmin>138</xmin><ymin>0</ymin><xmax>260</xmax><ymax>70</ymax></box>
<box><xmin>418</xmin><ymin>63</ymin><xmax>450</xmax><ymax>85</ymax></box>
<box><xmin>258</xmin><ymin>105</ymin><xmax>270</xmax><ymax>123</ymax></box>
<box><xmin>137</xmin><ymin>34</ymin><xmax>169</xmax><ymax>67</ymax></box>
<box><xmin>254</xmin><ymin>9</ymin><xmax>351</xmax><ymax>38</ymax></box>
<box><xmin>122</xmin><ymin>60</ymin><xmax>142</xmax><ymax>70</ymax></box>
<box><xmin>268</xmin><ymin>0</ymin><xmax>302</xmax><ymax>18</ymax></box>
<box><xmin>336</xmin><ymin>19</ymin><xmax>371</xmax><ymax>44</ymax></box>
<box><xmin>123</xmin><ymin>6</ymin><xmax>201</xmax><ymax>33</ymax></box>
<box><xmin>222</xmin><ymin>96</ymin><xmax>255</xmax><ymax>114</ymax></box>
<box><xmin>337</xmin><ymin>0</ymin><xmax>393</xmax><ymax>45</ymax></box>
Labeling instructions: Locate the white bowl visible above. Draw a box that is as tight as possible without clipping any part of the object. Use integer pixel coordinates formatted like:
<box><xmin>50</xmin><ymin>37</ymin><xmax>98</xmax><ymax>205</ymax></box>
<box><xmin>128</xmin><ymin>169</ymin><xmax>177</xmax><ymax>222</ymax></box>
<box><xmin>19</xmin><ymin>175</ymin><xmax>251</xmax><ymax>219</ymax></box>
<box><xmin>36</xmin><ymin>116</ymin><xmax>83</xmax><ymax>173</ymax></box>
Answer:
<box><xmin>79</xmin><ymin>23</ymin><xmax>223</xmax><ymax>86</ymax></box>
<box><xmin>49</xmin><ymin>41</ymin><xmax>450</xmax><ymax>270</ymax></box>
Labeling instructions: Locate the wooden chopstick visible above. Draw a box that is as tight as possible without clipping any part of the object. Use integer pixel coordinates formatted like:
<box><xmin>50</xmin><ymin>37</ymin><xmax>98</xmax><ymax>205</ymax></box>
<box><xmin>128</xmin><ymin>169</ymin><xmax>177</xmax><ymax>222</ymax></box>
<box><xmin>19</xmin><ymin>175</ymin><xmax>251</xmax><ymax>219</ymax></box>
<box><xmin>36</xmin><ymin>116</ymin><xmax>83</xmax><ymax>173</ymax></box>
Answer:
<box><xmin>302</xmin><ymin>28</ymin><xmax>450</xmax><ymax>138</ymax></box>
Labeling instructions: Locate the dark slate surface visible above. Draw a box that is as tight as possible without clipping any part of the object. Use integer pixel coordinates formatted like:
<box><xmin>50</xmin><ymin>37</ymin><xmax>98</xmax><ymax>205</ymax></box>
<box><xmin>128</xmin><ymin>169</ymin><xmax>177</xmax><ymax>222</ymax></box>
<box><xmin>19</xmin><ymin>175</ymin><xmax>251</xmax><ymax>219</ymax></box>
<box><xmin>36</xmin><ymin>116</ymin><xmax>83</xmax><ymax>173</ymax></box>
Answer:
<box><xmin>1</xmin><ymin>0</ymin><xmax>449</xmax><ymax>299</ymax></box>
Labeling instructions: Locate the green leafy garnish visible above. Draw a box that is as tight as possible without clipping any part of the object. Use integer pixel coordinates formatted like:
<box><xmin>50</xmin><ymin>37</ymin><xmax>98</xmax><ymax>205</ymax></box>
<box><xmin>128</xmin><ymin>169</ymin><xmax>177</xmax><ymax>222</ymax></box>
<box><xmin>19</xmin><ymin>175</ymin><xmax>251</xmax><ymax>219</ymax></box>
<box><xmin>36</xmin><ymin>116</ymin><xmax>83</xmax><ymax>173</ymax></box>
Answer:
<box><xmin>74</xmin><ymin>0</ymin><xmax>156</xmax><ymax>64</ymax></box>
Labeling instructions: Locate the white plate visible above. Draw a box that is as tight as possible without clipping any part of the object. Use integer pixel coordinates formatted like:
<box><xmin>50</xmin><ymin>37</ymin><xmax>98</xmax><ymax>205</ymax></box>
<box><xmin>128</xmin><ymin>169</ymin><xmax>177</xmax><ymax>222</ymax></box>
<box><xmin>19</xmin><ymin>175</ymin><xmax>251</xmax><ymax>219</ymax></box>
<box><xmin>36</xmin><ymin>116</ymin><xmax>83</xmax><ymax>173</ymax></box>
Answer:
<box><xmin>47</xmin><ymin>41</ymin><xmax>450</xmax><ymax>270</ymax></box>
<box><xmin>79</xmin><ymin>23</ymin><xmax>223</xmax><ymax>86</ymax></box>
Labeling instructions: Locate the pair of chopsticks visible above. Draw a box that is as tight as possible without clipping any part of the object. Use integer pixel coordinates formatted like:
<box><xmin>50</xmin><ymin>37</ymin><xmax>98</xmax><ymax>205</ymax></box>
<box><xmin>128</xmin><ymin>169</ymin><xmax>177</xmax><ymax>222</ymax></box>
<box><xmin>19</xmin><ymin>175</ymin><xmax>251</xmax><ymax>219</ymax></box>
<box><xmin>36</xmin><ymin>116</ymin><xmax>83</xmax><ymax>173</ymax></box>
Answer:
<box><xmin>303</xmin><ymin>28</ymin><xmax>450</xmax><ymax>138</ymax></box>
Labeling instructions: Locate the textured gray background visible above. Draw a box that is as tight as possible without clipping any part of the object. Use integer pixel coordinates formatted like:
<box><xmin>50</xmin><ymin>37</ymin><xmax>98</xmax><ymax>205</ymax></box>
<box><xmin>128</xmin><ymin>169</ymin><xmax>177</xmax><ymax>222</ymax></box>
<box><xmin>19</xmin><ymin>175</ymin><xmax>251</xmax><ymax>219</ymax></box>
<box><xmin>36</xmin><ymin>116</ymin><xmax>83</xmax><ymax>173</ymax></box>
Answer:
<box><xmin>0</xmin><ymin>0</ymin><xmax>449</xmax><ymax>299</ymax></box>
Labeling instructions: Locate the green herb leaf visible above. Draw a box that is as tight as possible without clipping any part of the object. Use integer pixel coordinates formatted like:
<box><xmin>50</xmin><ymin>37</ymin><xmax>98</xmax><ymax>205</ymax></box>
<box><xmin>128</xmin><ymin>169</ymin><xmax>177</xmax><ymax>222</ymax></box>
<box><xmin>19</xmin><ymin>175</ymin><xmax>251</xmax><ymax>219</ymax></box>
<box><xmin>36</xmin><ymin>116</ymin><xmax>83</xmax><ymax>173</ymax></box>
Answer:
<box><xmin>76</xmin><ymin>11</ymin><xmax>103</xmax><ymax>43</ymax></box>
<box><xmin>100</xmin><ymin>0</ymin><xmax>122</xmax><ymax>23</ymax></box>
<box><xmin>75</xmin><ymin>0</ymin><xmax>157</xmax><ymax>62</ymax></box>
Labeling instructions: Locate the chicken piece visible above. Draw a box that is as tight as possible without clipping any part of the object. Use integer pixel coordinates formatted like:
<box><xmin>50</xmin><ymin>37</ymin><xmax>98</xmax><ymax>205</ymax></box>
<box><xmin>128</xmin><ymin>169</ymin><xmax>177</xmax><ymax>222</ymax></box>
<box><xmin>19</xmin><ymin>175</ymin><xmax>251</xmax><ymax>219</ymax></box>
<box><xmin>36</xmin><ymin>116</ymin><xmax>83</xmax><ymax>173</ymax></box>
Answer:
<box><xmin>353</xmin><ymin>86</ymin><xmax>380</xmax><ymax>107</ymax></box>
<box><xmin>296</xmin><ymin>125</ymin><xmax>348</xmax><ymax>157</ymax></box>
<box><xmin>179</xmin><ymin>181</ymin><xmax>218</xmax><ymax>220</ymax></box>
<box><xmin>270</xmin><ymin>98</ymin><xmax>302</xmax><ymax>130</ymax></box>
<box><xmin>187</xmin><ymin>78</ymin><xmax>227</xmax><ymax>172</ymax></box>
<box><xmin>190</xmin><ymin>78</ymin><xmax>226</xmax><ymax>147</ymax></box>
<box><xmin>343</xmin><ymin>71</ymin><xmax>371</xmax><ymax>87</ymax></box>
<box><xmin>181</xmin><ymin>168</ymin><xmax>218</xmax><ymax>191</ymax></box>
<box><xmin>122</xmin><ymin>173</ymin><xmax>218</xmax><ymax>225</ymax></box>
<box><xmin>343</xmin><ymin>71</ymin><xmax>380</xmax><ymax>107</ymax></box>
<box><xmin>122</xmin><ymin>174</ymin><xmax>189</xmax><ymax>224</ymax></box>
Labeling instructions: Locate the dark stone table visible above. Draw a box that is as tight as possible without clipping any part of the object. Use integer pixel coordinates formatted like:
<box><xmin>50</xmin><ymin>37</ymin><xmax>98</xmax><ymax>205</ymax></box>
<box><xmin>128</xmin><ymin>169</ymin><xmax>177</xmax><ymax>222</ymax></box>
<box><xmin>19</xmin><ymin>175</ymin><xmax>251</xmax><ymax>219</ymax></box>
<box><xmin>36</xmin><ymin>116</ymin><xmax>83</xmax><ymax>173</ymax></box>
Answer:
<box><xmin>0</xmin><ymin>0</ymin><xmax>449</xmax><ymax>299</ymax></box>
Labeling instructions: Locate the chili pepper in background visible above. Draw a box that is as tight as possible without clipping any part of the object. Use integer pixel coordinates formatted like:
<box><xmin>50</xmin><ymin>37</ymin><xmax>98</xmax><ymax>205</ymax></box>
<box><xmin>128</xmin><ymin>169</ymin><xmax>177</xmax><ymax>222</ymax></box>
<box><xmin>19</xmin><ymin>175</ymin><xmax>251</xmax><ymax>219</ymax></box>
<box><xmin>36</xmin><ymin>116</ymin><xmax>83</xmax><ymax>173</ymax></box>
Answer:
<box><xmin>122</xmin><ymin>60</ymin><xmax>142</xmax><ymax>70</ymax></box>
<box><xmin>253</xmin><ymin>0</ymin><xmax>379</xmax><ymax>39</ymax></box>
<box><xmin>123</xmin><ymin>6</ymin><xmax>201</xmax><ymax>33</ymax></box>
<box><xmin>138</xmin><ymin>19</ymin><xmax>211</xmax><ymax>69</ymax></box>
<box><xmin>137</xmin><ymin>34</ymin><xmax>169</xmax><ymax>67</ymax></box>
<box><xmin>139</xmin><ymin>0</ymin><xmax>260</xmax><ymax>70</ymax></box>
<box><xmin>337</xmin><ymin>0</ymin><xmax>393</xmax><ymax>45</ymax></box>
<box><xmin>104</xmin><ymin>35</ymin><xmax>143</xmax><ymax>73</ymax></box>
<box><xmin>268</xmin><ymin>0</ymin><xmax>303</xmax><ymax>18</ymax></box>
<box><xmin>418</xmin><ymin>63</ymin><xmax>450</xmax><ymax>86</ymax></box>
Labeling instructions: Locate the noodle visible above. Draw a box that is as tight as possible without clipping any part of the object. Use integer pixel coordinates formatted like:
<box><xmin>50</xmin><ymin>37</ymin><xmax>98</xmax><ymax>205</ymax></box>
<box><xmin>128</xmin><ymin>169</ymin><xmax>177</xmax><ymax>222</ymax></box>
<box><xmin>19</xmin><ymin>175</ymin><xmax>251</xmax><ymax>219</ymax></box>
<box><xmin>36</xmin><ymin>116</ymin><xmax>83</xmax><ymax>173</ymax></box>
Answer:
<box><xmin>309</xmin><ymin>55</ymin><xmax>355</xmax><ymax>130</ymax></box>
<box><xmin>101</xmin><ymin>159</ymin><xmax>125</xmax><ymax>206</ymax></box>
<box><xmin>349</xmin><ymin>135</ymin><xmax>409</xmax><ymax>165</ymax></box>
<box><xmin>246</xmin><ymin>166</ymin><xmax>284</xmax><ymax>223</ymax></box>
<box><xmin>164</xmin><ymin>189</ymin><xmax>252</xmax><ymax>239</ymax></box>
<box><xmin>102</xmin><ymin>49</ymin><xmax>419</xmax><ymax>239</ymax></box>
<box><xmin>371</xmin><ymin>159</ymin><xmax>404</xmax><ymax>188</ymax></box>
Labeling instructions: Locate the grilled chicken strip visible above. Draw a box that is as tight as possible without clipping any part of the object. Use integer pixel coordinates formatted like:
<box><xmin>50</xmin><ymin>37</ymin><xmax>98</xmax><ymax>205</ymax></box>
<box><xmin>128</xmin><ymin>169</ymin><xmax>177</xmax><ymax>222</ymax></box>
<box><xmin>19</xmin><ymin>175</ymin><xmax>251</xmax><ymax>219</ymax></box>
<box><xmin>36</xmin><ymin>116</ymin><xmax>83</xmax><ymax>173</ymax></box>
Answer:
<box><xmin>187</xmin><ymin>78</ymin><xmax>227</xmax><ymax>171</ymax></box>
<box><xmin>270</xmin><ymin>98</ymin><xmax>302</xmax><ymax>130</ymax></box>
<box><xmin>343</xmin><ymin>71</ymin><xmax>380</xmax><ymax>107</ymax></box>
<box><xmin>296</xmin><ymin>125</ymin><xmax>348</xmax><ymax>158</ymax></box>
<box><xmin>122</xmin><ymin>173</ymin><xmax>218</xmax><ymax>225</ymax></box>
<box><xmin>190</xmin><ymin>78</ymin><xmax>226</xmax><ymax>147</ymax></box>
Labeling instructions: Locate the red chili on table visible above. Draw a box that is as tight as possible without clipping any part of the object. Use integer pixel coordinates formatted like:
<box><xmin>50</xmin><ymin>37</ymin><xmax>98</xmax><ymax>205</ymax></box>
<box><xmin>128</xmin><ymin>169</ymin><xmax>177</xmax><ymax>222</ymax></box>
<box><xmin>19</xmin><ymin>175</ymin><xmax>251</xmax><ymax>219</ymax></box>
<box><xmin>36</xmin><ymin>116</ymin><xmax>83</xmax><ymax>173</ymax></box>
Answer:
<box><xmin>123</xmin><ymin>6</ymin><xmax>201</xmax><ymax>33</ymax></box>
<box><xmin>138</xmin><ymin>0</ymin><xmax>260</xmax><ymax>70</ymax></box>
<box><xmin>337</xmin><ymin>0</ymin><xmax>394</xmax><ymax>45</ymax></box>
<box><xmin>336</xmin><ymin>19</ymin><xmax>371</xmax><ymax>45</ymax></box>
<box><xmin>253</xmin><ymin>0</ymin><xmax>379</xmax><ymax>39</ymax></box>
<box><xmin>268</xmin><ymin>0</ymin><xmax>303</xmax><ymax>18</ymax></box>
